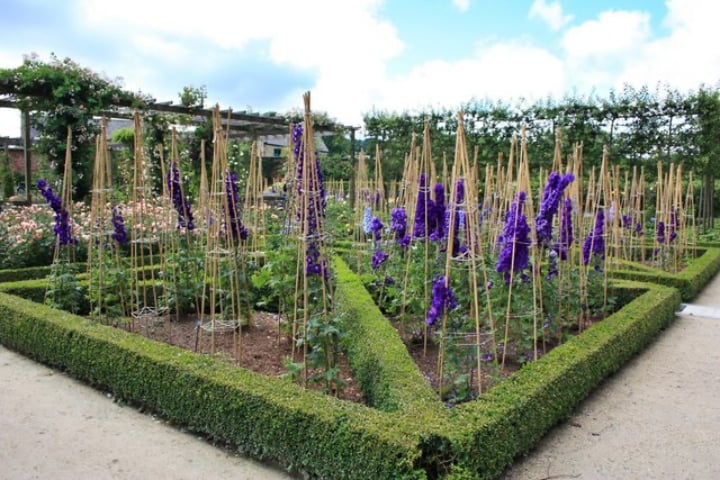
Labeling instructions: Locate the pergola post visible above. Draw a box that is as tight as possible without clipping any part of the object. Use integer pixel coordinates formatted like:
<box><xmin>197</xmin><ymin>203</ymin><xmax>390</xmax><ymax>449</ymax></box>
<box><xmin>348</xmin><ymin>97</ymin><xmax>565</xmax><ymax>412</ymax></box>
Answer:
<box><xmin>22</xmin><ymin>109</ymin><xmax>31</xmax><ymax>204</ymax></box>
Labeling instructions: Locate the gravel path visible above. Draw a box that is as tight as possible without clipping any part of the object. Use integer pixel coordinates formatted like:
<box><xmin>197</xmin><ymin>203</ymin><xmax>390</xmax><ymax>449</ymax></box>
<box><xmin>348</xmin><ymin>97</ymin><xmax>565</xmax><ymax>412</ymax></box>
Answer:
<box><xmin>0</xmin><ymin>346</ymin><xmax>293</xmax><ymax>480</ymax></box>
<box><xmin>501</xmin><ymin>275</ymin><xmax>720</xmax><ymax>480</ymax></box>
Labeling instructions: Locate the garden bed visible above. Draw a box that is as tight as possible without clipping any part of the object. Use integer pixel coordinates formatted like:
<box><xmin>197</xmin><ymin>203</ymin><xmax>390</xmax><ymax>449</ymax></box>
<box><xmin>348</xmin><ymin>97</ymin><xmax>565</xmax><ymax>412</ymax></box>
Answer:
<box><xmin>129</xmin><ymin>311</ymin><xmax>364</xmax><ymax>403</ymax></box>
<box><xmin>0</xmin><ymin>257</ymin><xmax>697</xmax><ymax>479</ymax></box>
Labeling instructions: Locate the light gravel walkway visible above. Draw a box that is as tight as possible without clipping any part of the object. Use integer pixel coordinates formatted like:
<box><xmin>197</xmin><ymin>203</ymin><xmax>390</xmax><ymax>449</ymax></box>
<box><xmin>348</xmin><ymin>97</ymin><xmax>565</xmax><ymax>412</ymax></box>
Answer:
<box><xmin>502</xmin><ymin>275</ymin><xmax>720</xmax><ymax>480</ymax></box>
<box><xmin>0</xmin><ymin>346</ymin><xmax>293</xmax><ymax>480</ymax></box>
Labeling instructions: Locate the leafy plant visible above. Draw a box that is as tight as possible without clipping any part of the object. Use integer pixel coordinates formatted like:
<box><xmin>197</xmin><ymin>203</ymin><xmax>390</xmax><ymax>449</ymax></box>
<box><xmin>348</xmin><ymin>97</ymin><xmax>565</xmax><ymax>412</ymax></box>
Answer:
<box><xmin>46</xmin><ymin>263</ymin><xmax>87</xmax><ymax>314</ymax></box>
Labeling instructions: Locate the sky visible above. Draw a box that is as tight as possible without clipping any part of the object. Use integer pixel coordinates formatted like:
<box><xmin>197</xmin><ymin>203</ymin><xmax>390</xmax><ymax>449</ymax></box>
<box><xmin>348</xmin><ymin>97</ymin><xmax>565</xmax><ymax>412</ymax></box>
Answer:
<box><xmin>1</xmin><ymin>0</ymin><xmax>718</xmax><ymax>136</ymax></box>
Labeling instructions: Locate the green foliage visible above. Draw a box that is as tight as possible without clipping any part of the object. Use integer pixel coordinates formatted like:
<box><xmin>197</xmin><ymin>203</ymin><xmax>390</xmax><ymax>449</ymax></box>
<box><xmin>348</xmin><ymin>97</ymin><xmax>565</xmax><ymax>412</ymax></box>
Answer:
<box><xmin>334</xmin><ymin>257</ymin><xmax>443</xmax><ymax>414</ymax></box>
<box><xmin>45</xmin><ymin>263</ymin><xmax>87</xmax><ymax>314</ymax></box>
<box><xmin>0</xmin><ymin>54</ymin><xmax>148</xmax><ymax>199</ymax></box>
<box><xmin>611</xmin><ymin>246</ymin><xmax>720</xmax><ymax>300</ymax></box>
<box><xmin>363</xmin><ymin>85</ymin><xmax>720</xmax><ymax>186</ymax></box>
<box><xmin>320</xmin><ymin>133</ymin><xmax>354</xmax><ymax>181</ymax></box>
<box><xmin>0</xmin><ymin>150</ymin><xmax>15</xmax><ymax>199</ymax></box>
<box><xmin>111</xmin><ymin>126</ymin><xmax>135</xmax><ymax>147</ymax></box>
<box><xmin>162</xmin><ymin>239</ymin><xmax>204</xmax><ymax>316</ymax></box>
<box><xmin>178</xmin><ymin>85</ymin><xmax>207</xmax><ymax>108</ymax></box>
<box><xmin>439</xmin><ymin>281</ymin><xmax>680</xmax><ymax>479</ymax></box>
<box><xmin>251</xmin><ymin>237</ymin><xmax>296</xmax><ymax>313</ymax></box>
<box><xmin>0</xmin><ymin>292</ymin><xmax>427</xmax><ymax>480</ymax></box>
<box><xmin>3</xmin><ymin>249</ymin><xmax>719</xmax><ymax>478</ymax></box>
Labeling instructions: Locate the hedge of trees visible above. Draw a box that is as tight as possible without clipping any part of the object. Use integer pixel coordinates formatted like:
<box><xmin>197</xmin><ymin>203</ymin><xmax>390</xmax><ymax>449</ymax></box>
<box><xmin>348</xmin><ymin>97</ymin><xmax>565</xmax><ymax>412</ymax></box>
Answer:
<box><xmin>362</xmin><ymin>84</ymin><xmax>720</xmax><ymax>230</ymax></box>
<box><xmin>2</xmin><ymin>55</ymin><xmax>719</xmax><ymax>228</ymax></box>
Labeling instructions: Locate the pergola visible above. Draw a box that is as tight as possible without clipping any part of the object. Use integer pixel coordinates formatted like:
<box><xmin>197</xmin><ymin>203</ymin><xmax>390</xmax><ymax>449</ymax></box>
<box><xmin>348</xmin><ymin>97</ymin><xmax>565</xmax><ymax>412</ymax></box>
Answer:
<box><xmin>0</xmin><ymin>96</ymin><xmax>358</xmax><ymax>203</ymax></box>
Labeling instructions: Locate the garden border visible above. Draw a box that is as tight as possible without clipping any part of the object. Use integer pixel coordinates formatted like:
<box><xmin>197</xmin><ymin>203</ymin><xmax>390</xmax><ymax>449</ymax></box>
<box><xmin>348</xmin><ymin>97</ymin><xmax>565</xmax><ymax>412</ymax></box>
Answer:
<box><xmin>2</xmin><ymin>250</ymin><xmax>717</xmax><ymax>478</ymax></box>
<box><xmin>609</xmin><ymin>246</ymin><xmax>720</xmax><ymax>300</ymax></box>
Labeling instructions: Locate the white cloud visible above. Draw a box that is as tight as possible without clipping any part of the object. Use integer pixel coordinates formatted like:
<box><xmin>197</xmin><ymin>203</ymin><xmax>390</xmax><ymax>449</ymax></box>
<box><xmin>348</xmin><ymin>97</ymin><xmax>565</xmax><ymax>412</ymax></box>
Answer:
<box><xmin>73</xmin><ymin>0</ymin><xmax>403</xmax><ymax>125</ymax></box>
<box><xmin>377</xmin><ymin>42</ymin><xmax>565</xmax><ymax>115</ymax></box>
<box><xmin>529</xmin><ymin>0</ymin><xmax>573</xmax><ymax>31</ymax></box>
<box><xmin>0</xmin><ymin>109</ymin><xmax>21</xmax><ymax>138</ymax></box>
<box><xmin>453</xmin><ymin>0</ymin><xmax>470</xmax><ymax>13</ymax></box>
<box><xmin>616</xmin><ymin>0</ymin><xmax>720</xmax><ymax>92</ymax></box>
<box><xmin>562</xmin><ymin>10</ymin><xmax>650</xmax><ymax>60</ymax></box>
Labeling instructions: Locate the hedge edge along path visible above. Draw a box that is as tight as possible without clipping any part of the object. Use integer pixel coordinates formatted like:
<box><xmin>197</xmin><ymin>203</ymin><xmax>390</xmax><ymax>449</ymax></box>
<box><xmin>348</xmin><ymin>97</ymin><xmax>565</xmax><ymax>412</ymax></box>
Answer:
<box><xmin>0</xmin><ymin>262</ymin><xmax>706</xmax><ymax>478</ymax></box>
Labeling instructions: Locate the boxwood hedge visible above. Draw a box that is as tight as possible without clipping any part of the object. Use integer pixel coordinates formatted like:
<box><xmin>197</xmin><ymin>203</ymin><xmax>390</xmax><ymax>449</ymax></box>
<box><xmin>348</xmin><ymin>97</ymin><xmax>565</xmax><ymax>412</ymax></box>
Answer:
<box><xmin>610</xmin><ymin>246</ymin><xmax>720</xmax><ymax>300</ymax></box>
<box><xmin>2</xmin><ymin>246</ymin><xmax>716</xmax><ymax>478</ymax></box>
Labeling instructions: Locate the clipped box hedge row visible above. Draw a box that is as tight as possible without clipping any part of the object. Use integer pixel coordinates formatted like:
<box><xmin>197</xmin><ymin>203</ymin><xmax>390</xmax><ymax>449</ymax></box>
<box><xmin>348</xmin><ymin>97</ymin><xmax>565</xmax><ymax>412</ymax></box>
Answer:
<box><xmin>610</xmin><ymin>246</ymin><xmax>720</xmax><ymax>300</ymax></box>
<box><xmin>430</xmin><ymin>281</ymin><xmax>680</xmax><ymax>479</ymax></box>
<box><xmin>3</xmin><ymin>244</ymin><xmax>719</xmax><ymax>478</ymax></box>
<box><xmin>0</xmin><ymin>292</ymin><xmax>429</xmax><ymax>479</ymax></box>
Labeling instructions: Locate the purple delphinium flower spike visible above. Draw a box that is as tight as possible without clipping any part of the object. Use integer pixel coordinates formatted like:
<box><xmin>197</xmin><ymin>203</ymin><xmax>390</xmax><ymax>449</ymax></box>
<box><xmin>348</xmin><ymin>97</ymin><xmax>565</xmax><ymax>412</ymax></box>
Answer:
<box><xmin>554</xmin><ymin>197</ymin><xmax>574</xmax><ymax>260</ymax></box>
<box><xmin>167</xmin><ymin>162</ymin><xmax>195</xmax><ymax>231</ymax></box>
<box><xmin>111</xmin><ymin>206</ymin><xmax>128</xmax><ymax>244</ymax></box>
<box><xmin>413</xmin><ymin>173</ymin><xmax>433</xmax><ymax>239</ymax></box>
<box><xmin>495</xmin><ymin>191</ymin><xmax>531</xmax><ymax>283</ymax></box>
<box><xmin>224</xmin><ymin>171</ymin><xmax>248</xmax><ymax>241</ymax></box>
<box><xmin>656</xmin><ymin>220</ymin><xmax>666</xmax><ymax>244</ymax></box>
<box><xmin>370</xmin><ymin>216</ymin><xmax>383</xmax><ymax>242</ymax></box>
<box><xmin>390</xmin><ymin>207</ymin><xmax>406</xmax><ymax>238</ymax></box>
<box><xmin>535</xmin><ymin>172</ymin><xmax>575</xmax><ymax>249</ymax></box>
<box><xmin>669</xmin><ymin>210</ymin><xmax>677</xmax><ymax>243</ymax></box>
<box><xmin>582</xmin><ymin>208</ymin><xmax>605</xmax><ymax>269</ymax></box>
<box><xmin>426</xmin><ymin>276</ymin><xmax>458</xmax><ymax>326</ymax></box>
<box><xmin>451</xmin><ymin>179</ymin><xmax>466</xmax><ymax>256</ymax></box>
<box><xmin>371</xmin><ymin>249</ymin><xmax>388</xmax><ymax>271</ymax></box>
<box><xmin>37</xmin><ymin>179</ymin><xmax>76</xmax><ymax>245</ymax></box>
<box><xmin>621</xmin><ymin>214</ymin><xmax>632</xmax><ymax>229</ymax></box>
<box><xmin>430</xmin><ymin>183</ymin><xmax>446</xmax><ymax>241</ymax></box>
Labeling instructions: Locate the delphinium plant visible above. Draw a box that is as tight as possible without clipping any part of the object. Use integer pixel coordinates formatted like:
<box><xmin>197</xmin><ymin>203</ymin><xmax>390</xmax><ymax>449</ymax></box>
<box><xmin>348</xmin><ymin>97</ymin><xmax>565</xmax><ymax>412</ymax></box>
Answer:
<box><xmin>39</xmin><ymin>129</ymin><xmax>85</xmax><ymax>313</ymax></box>
<box><xmin>287</xmin><ymin>94</ymin><xmax>345</xmax><ymax>395</ymax></box>
<box><xmin>162</xmin><ymin>152</ymin><xmax>203</xmax><ymax>320</ymax></box>
<box><xmin>87</xmin><ymin>122</ymin><xmax>131</xmax><ymax>325</ymax></box>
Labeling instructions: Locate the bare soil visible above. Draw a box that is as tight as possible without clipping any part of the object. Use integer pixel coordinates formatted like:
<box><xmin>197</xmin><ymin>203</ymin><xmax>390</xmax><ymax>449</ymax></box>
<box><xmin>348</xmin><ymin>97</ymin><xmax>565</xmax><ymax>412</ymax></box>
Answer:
<box><xmin>128</xmin><ymin>312</ymin><xmax>364</xmax><ymax>404</ymax></box>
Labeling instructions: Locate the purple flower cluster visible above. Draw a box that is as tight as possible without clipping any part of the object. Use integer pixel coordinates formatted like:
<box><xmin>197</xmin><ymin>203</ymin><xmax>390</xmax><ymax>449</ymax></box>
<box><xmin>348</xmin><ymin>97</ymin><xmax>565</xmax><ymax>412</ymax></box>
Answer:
<box><xmin>554</xmin><ymin>197</ymin><xmax>574</xmax><ymax>260</ymax></box>
<box><xmin>635</xmin><ymin>221</ymin><xmax>644</xmax><ymax>236</ymax></box>
<box><xmin>167</xmin><ymin>162</ymin><xmax>195</xmax><ymax>230</ymax></box>
<box><xmin>224</xmin><ymin>171</ymin><xmax>248</xmax><ymax>241</ymax></box>
<box><xmin>293</xmin><ymin>122</ymin><xmax>327</xmax><ymax>277</ymax></box>
<box><xmin>390</xmin><ymin>207</ymin><xmax>410</xmax><ymax>247</ymax></box>
<box><xmin>535</xmin><ymin>172</ymin><xmax>575</xmax><ymax>249</ymax></box>
<box><xmin>370</xmin><ymin>216</ymin><xmax>383</xmax><ymax>242</ymax></box>
<box><xmin>111</xmin><ymin>206</ymin><xmax>128</xmax><ymax>244</ymax></box>
<box><xmin>621</xmin><ymin>214</ymin><xmax>632</xmax><ymax>229</ymax></box>
<box><xmin>656</xmin><ymin>220</ymin><xmax>666</xmax><ymax>244</ymax></box>
<box><xmin>429</xmin><ymin>183</ymin><xmax>446</xmax><ymax>241</ymax></box>
<box><xmin>495</xmin><ymin>192</ymin><xmax>531</xmax><ymax>283</ymax></box>
<box><xmin>669</xmin><ymin>210</ymin><xmax>677</xmax><ymax>243</ymax></box>
<box><xmin>450</xmin><ymin>179</ymin><xmax>466</xmax><ymax>256</ymax></box>
<box><xmin>293</xmin><ymin>122</ymin><xmax>304</xmax><ymax>191</ymax></box>
<box><xmin>426</xmin><ymin>276</ymin><xmax>458</xmax><ymax>326</ymax></box>
<box><xmin>582</xmin><ymin>208</ymin><xmax>605</xmax><ymax>268</ymax></box>
<box><xmin>413</xmin><ymin>173</ymin><xmax>431</xmax><ymax>238</ymax></box>
<box><xmin>36</xmin><ymin>179</ymin><xmax>76</xmax><ymax>245</ymax></box>
<box><xmin>371</xmin><ymin>249</ymin><xmax>388</xmax><ymax>271</ymax></box>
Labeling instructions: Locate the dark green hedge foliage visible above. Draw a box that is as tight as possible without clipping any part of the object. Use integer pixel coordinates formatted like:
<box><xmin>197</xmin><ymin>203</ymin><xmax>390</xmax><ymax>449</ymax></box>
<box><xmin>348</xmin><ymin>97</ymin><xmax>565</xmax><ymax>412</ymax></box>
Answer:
<box><xmin>610</xmin><ymin>247</ymin><xmax>720</xmax><ymax>300</ymax></box>
<box><xmin>0</xmin><ymin>292</ymin><xmax>427</xmax><ymax>480</ymax></box>
<box><xmin>4</xmin><ymin>248</ymin><xmax>713</xmax><ymax>478</ymax></box>
<box><xmin>431</xmin><ymin>281</ymin><xmax>680</xmax><ymax>479</ymax></box>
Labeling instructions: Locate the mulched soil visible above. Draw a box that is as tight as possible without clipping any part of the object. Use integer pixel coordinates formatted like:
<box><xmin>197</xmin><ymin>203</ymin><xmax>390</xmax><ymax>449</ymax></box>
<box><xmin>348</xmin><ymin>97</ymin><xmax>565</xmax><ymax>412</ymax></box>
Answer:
<box><xmin>127</xmin><ymin>311</ymin><xmax>364</xmax><ymax>404</ymax></box>
<box><xmin>119</xmin><ymin>312</ymin><xmax>604</xmax><ymax>407</ymax></box>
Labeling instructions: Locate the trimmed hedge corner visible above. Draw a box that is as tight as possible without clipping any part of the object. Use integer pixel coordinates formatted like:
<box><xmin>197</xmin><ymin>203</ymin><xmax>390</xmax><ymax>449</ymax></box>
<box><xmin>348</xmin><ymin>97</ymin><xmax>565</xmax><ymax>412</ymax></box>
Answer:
<box><xmin>334</xmin><ymin>256</ymin><xmax>443</xmax><ymax>416</ymax></box>
<box><xmin>430</xmin><ymin>281</ymin><xmax>680</xmax><ymax>479</ymax></box>
<box><xmin>0</xmin><ymin>292</ymin><xmax>427</xmax><ymax>480</ymax></box>
<box><xmin>610</xmin><ymin>246</ymin><xmax>720</xmax><ymax>300</ymax></box>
